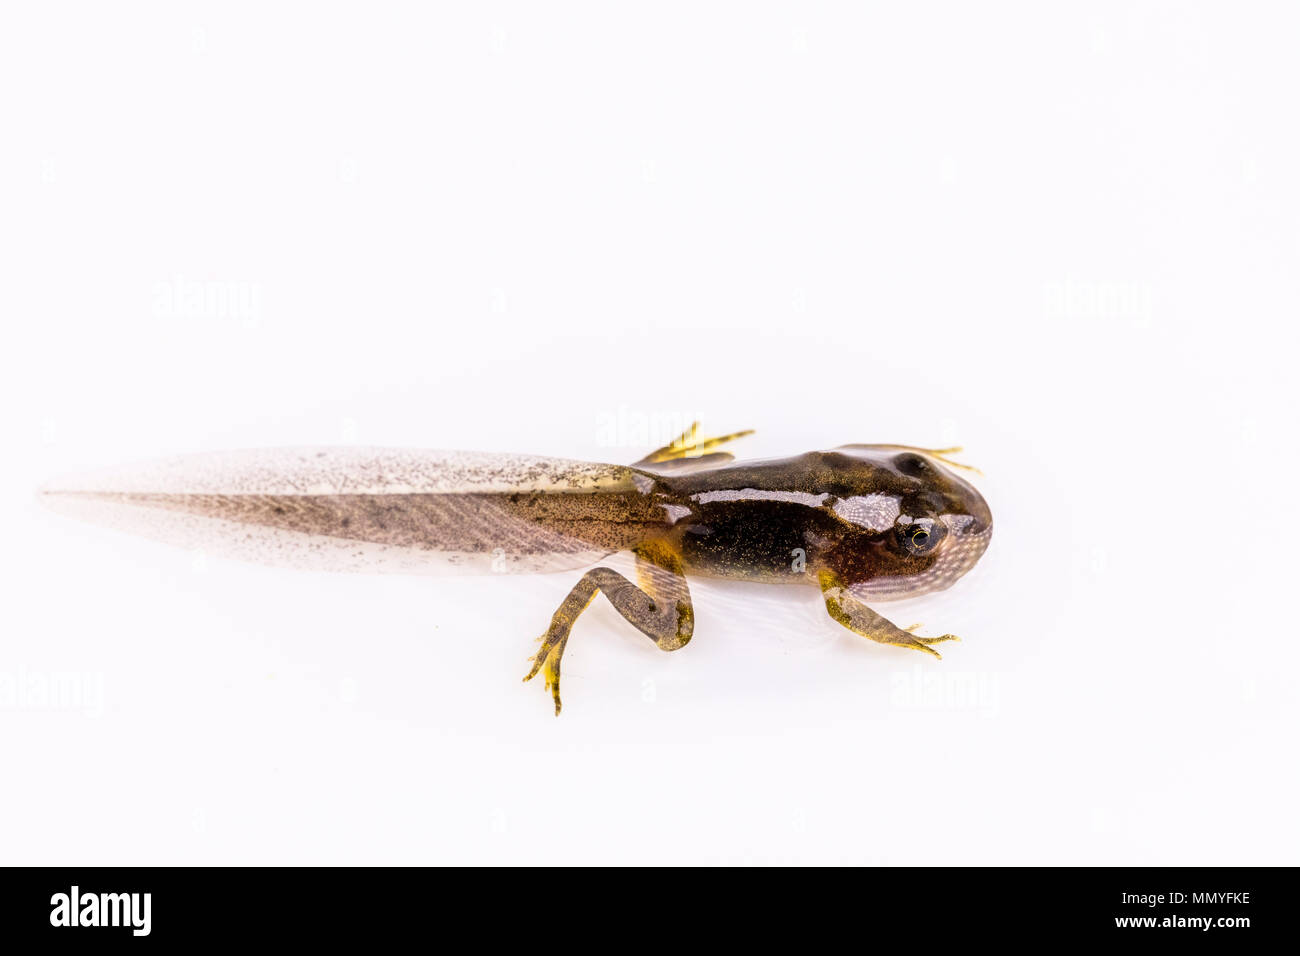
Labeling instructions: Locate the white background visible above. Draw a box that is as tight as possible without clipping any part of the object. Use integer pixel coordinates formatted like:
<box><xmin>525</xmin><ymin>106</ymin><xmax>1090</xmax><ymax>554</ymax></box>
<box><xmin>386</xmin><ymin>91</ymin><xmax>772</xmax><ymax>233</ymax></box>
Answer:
<box><xmin>3</xmin><ymin>2</ymin><xmax>1296</xmax><ymax>865</ymax></box>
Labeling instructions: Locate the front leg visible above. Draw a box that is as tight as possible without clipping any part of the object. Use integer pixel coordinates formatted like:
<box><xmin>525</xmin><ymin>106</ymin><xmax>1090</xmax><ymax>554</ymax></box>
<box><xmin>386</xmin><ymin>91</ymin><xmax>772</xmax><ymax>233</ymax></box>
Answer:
<box><xmin>818</xmin><ymin>570</ymin><xmax>959</xmax><ymax>659</ymax></box>
<box><xmin>524</xmin><ymin>541</ymin><xmax>693</xmax><ymax>715</ymax></box>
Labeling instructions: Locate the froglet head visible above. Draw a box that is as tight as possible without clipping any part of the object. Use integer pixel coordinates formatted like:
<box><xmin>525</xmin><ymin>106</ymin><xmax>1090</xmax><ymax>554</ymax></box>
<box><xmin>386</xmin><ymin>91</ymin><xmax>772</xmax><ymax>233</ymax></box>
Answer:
<box><xmin>827</xmin><ymin>445</ymin><xmax>993</xmax><ymax>600</ymax></box>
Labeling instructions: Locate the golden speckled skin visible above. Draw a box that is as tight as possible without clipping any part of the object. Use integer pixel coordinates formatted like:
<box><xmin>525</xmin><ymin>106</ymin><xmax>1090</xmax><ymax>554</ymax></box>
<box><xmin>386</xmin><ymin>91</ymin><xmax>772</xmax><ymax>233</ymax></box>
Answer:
<box><xmin>522</xmin><ymin>427</ymin><xmax>993</xmax><ymax>712</ymax></box>
<box><xmin>645</xmin><ymin>445</ymin><xmax>993</xmax><ymax>599</ymax></box>
<box><xmin>42</xmin><ymin>426</ymin><xmax>992</xmax><ymax>714</ymax></box>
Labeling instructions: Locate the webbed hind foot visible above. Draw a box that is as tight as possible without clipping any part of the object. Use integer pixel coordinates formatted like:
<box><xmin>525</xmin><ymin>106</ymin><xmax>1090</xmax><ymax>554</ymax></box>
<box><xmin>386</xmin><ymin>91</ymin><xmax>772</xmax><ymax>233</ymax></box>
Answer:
<box><xmin>636</xmin><ymin>422</ymin><xmax>754</xmax><ymax>465</ymax></box>
<box><xmin>523</xmin><ymin>544</ymin><xmax>694</xmax><ymax>715</ymax></box>
<box><xmin>523</xmin><ymin>633</ymin><xmax>569</xmax><ymax>715</ymax></box>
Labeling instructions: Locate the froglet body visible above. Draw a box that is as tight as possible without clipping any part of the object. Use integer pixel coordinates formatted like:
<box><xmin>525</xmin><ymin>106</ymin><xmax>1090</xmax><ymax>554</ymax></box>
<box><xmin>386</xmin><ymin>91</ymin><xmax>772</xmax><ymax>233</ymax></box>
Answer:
<box><xmin>42</xmin><ymin>424</ymin><xmax>992</xmax><ymax>713</ymax></box>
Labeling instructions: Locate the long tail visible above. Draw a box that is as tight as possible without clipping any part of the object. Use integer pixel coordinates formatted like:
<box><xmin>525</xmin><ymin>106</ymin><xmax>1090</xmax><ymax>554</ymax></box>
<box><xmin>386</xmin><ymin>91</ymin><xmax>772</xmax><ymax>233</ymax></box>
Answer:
<box><xmin>40</xmin><ymin>447</ymin><xmax>658</xmax><ymax>575</ymax></box>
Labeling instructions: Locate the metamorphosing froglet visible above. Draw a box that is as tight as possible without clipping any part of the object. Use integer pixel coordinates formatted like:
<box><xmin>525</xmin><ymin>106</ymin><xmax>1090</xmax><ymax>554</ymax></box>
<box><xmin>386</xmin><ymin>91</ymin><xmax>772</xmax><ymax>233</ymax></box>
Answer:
<box><xmin>41</xmin><ymin>424</ymin><xmax>992</xmax><ymax>714</ymax></box>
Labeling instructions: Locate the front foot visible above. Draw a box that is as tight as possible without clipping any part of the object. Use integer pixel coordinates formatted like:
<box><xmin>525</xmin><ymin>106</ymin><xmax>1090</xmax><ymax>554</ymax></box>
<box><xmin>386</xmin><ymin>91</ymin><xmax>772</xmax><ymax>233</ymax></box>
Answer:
<box><xmin>821</xmin><ymin>572</ymin><xmax>964</xmax><ymax>660</ymax></box>
<box><xmin>899</xmin><ymin>626</ymin><xmax>961</xmax><ymax>659</ymax></box>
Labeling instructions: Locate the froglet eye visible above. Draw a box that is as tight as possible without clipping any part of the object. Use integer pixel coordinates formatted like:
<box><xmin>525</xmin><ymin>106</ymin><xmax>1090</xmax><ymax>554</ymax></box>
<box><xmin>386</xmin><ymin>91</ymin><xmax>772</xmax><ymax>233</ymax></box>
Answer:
<box><xmin>896</xmin><ymin>518</ymin><xmax>946</xmax><ymax>556</ymax></box>
<box><xmin>895</xmin><ymin>453</ymin><xmax>929</xmax><ymax>477</ymax></box>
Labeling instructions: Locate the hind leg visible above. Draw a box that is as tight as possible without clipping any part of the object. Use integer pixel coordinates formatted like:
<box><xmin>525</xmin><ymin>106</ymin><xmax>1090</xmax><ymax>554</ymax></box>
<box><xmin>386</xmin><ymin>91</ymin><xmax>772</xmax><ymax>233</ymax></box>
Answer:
<box><xmin>635</xmin><ymin>421</ymin><xmax>754</xmax><ymax>465</ymax></box>
<box><xmin>524</xmin><ymin>542</ymin><xmax>693</xmax><ymax>714</ymax></box>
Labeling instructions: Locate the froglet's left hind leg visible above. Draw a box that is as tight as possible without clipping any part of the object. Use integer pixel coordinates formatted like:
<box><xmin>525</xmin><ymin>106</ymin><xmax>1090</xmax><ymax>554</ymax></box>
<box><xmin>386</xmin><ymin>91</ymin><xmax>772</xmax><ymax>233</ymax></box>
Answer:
<box><xmin>635</xmin><ymin>421</ymin><xmax>754</xmax><ymax>465</ymax></box>
<box><xmin>524</xmin><ymin>542</ymin><xmax>693</xmax><ymax>715</ymax></box>
<box><xmin>817</xmin><ymin>571</ymin><xmax>960</xmax><ymax>659</ymax></box>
